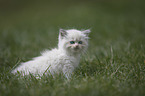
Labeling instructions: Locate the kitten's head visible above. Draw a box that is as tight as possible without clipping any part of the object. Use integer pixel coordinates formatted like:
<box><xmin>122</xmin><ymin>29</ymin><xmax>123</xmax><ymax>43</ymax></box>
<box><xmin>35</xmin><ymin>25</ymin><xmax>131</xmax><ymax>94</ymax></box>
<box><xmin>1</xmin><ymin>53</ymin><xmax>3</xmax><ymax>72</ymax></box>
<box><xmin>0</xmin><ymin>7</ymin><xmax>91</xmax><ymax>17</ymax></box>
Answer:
<box><xmin>58</xmin><ymin>29</ymin><xmax>91</xmax><ymax>55</ymax></box>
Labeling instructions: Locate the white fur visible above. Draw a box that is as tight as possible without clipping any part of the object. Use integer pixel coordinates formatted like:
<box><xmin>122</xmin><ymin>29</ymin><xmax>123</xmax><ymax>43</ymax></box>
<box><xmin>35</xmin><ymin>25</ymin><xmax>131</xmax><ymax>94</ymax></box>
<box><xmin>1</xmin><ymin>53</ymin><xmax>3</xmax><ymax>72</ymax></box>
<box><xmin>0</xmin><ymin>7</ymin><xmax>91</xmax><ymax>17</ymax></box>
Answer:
<box><xmin>12</xmin><ymin>29</ymin><xmax>90</xmax><ymax>78</ymax></box>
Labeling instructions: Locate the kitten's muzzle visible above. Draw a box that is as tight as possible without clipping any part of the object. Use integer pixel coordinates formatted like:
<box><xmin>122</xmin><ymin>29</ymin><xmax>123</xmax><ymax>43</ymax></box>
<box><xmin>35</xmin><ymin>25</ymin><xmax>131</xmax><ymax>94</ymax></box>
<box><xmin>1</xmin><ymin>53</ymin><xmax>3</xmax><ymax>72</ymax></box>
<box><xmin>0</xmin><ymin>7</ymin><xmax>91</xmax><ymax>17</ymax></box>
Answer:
<box><xmin>74</xmin><ymin>45</ymin><xmax>79</xmax><ymax>50</ymax></box>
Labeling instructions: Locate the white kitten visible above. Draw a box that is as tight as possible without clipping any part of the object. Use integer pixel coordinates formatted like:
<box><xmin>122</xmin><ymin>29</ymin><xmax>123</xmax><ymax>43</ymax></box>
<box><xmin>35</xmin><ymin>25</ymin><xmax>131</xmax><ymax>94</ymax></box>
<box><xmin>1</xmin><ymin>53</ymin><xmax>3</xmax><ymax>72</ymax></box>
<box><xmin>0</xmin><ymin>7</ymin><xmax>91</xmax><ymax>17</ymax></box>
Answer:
<box><xmin>12</xmin><ymin>29</ymin><xmax>91</xmax><ymax>78</ymax></box>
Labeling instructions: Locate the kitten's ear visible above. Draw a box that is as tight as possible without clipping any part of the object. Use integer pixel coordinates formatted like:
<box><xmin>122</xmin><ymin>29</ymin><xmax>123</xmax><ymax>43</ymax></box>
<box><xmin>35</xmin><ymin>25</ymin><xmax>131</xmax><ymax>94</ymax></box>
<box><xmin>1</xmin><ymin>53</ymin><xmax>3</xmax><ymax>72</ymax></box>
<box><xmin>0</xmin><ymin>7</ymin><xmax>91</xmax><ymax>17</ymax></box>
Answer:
<box><xmin>82</xmin><ymin>29</ymin><xmax>91</xmax><ymax>37</ymax></box>
<box><xmin>59</xmin><ymin>29</ymin><xmax>67</xmax><ymax>37</ymax></box>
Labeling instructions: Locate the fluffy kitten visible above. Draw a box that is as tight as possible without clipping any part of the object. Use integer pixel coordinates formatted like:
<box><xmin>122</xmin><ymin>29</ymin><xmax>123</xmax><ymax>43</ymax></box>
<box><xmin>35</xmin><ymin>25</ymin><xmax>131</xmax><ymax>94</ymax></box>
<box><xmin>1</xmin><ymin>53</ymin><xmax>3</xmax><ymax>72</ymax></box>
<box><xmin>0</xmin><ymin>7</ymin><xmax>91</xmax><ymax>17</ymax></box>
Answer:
<box><xmin>12</xmin><ymin>29</ymin><xmax>91</xmax><ymax>78</ymax></box>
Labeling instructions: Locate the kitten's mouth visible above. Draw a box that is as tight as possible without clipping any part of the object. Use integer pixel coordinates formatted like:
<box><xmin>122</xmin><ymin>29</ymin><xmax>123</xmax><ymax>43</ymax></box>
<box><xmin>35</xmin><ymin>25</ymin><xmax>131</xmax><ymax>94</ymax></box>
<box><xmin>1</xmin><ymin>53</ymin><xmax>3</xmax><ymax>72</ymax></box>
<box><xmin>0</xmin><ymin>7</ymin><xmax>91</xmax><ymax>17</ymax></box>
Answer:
<box><xmin>73</xmin><ymin>47</ymin><xmax>80</xmax><ymax>52</ymax></box>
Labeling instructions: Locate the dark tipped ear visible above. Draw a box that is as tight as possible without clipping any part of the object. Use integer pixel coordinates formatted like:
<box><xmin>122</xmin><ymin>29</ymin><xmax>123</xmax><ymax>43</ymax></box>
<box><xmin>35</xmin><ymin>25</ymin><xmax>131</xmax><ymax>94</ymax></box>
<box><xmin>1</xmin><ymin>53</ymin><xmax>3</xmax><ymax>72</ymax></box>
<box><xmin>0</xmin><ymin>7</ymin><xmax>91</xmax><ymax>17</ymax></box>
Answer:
<box><xmin>82</xmin><ymin>29</ymin><xmax>91</xmax><ymax>36</ymax></box>
<box><xmin>59</xmin><ymin>29</ymin><xmax>67</xmax><ymax>37</ymax></box>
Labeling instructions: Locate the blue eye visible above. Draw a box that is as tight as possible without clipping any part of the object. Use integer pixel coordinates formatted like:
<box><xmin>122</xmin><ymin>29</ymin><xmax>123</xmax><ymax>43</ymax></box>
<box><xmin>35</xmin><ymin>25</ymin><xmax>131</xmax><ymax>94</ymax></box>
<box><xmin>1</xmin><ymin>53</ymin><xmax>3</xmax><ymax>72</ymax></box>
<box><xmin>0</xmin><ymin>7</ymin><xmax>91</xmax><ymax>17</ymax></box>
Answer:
<box><xmin>70</xmin><ymin>41</ymin><xmax>75</xmax><ymax>44</ymax></box>
<box><xmin>78</xmin><ymin>41</ymin><xmax>82</xmax><ymax>44</ymax></box>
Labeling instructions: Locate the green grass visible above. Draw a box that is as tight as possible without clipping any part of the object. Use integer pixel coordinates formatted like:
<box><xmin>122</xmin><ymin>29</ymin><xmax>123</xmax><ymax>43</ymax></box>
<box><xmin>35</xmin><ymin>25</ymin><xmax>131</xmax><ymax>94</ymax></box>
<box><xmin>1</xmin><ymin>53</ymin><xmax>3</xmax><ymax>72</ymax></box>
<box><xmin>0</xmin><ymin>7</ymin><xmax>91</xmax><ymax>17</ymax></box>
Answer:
<box><xmin>0</xmin><ymin>0</ymin><xmax>145</xmax><ymax>96</ymax></box>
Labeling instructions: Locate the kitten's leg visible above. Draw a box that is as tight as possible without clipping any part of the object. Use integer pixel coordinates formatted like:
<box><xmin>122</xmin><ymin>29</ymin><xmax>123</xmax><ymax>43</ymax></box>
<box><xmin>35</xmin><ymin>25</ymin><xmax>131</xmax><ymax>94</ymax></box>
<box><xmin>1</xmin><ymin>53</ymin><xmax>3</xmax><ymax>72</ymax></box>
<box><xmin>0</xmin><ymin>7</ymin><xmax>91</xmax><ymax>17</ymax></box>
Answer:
<box><xmin>63</xmin><ymin>64</ymin><xmax>74</xmax><ymax>79</ymax></box>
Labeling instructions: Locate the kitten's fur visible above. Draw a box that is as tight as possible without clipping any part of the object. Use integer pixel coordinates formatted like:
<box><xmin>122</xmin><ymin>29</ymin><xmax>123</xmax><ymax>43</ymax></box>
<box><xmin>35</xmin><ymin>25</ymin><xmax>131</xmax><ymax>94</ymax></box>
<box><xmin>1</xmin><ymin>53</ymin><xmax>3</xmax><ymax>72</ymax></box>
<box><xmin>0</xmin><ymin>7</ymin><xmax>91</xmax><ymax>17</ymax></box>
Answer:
<box><xmin>12</xmin><ymin>29</ymin><xmax>91</xmax><ymax>78</ymax></box>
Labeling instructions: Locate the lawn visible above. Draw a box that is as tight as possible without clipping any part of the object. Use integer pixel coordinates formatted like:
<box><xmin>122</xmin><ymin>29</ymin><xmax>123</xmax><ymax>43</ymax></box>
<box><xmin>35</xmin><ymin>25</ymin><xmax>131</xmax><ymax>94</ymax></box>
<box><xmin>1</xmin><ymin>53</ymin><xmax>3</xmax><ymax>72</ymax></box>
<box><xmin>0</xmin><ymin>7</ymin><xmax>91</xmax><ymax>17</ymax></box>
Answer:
<box><xmin>0</xmin><ymin>0</ymin><xmax>145</xmax><ymax>96</ymax></box>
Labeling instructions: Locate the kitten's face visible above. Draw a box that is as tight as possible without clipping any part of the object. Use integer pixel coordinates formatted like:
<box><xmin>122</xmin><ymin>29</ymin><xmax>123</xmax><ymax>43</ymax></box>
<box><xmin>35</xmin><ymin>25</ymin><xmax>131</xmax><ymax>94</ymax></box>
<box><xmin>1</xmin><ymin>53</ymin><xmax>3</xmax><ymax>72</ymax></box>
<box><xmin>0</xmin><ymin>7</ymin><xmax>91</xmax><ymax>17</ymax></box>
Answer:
<box><xmin>59</xmin><ymin>29</ymin><xmax>90</xmax><ymax>54</ymax></box>
<box><xmin>65</xmin><ymin>38</ymin><xmax>88</xmax><ymax>53</ymax></box>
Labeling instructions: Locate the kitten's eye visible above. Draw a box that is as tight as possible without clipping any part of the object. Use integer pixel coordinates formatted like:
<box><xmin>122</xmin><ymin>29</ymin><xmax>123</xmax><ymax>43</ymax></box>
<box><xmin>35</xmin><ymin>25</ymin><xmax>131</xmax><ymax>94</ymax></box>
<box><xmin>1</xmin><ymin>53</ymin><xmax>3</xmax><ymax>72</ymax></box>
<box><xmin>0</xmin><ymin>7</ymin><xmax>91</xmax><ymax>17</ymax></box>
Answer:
<box><xmin>78</xmin><ymin>41</ymin><xmax>83</xmax><ymax>44</ymax></box>
<box><xmin>70</xmin><ymin>41</ymin><xmax>75</xmax><ymax>44</ymax></box>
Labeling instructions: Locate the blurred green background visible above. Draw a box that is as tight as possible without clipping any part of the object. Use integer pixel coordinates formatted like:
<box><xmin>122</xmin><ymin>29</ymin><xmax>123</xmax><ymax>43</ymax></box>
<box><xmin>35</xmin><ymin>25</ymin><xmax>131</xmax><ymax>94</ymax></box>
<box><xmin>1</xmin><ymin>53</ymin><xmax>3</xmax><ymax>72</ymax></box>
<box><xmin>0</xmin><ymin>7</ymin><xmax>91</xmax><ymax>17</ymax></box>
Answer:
<box><xmin>0</xmin><ymin>0</ymin><xmax>145</xmax><ymax>96</ymax></box>
<box><xmin>0</xmin><ymin>0</ymin><xmax>144</xmax><ymax>54</ymax></box>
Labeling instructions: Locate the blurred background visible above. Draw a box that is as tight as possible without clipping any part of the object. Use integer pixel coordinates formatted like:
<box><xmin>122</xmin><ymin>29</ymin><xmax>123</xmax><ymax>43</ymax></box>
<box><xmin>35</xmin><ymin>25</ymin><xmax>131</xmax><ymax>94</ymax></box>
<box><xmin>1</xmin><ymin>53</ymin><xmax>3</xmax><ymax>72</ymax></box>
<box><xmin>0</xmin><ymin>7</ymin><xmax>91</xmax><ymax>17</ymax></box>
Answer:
<box><xmin>1</xmin><ymin>0</ymin><xmax>145</xmax><ymax>29</ymax></box>
<box><xmin>0</xmin><ymin>0</ymin><xmax>145</xmax><ymax>63</ymax></box>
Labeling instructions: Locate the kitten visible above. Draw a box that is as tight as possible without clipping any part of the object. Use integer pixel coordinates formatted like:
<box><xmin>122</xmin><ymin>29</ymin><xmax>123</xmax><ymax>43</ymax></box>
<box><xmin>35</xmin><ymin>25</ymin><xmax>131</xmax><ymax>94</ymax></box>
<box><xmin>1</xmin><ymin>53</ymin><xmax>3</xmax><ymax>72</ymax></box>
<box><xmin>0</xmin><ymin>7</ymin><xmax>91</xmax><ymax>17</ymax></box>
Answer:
<box><xmin>11</xmin><ymin>29</ymin><xmax>91</xmax><ymax>78</ymax></box>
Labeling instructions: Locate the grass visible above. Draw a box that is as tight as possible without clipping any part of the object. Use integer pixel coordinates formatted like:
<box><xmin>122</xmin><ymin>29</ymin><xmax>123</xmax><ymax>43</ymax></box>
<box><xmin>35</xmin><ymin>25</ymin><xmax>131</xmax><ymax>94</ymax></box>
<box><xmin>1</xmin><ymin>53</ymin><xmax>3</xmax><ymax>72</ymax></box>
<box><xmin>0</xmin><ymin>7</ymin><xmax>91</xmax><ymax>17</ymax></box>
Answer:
<box><xmin>0</xmin><ymin>0</ymin><xmax>145</xmax><ymax>96</ymax></box>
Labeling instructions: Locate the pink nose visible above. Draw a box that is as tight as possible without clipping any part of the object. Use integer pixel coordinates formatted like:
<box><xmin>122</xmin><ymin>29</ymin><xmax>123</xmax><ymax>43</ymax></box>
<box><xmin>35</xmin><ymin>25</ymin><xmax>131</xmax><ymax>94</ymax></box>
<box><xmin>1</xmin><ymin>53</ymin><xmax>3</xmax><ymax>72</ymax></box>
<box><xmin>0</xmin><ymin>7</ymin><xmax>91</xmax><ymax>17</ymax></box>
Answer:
<box><xmin>74</xmin><ymin>43</ymin><xmax>78</xmax><ymax>46</ymax></box>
